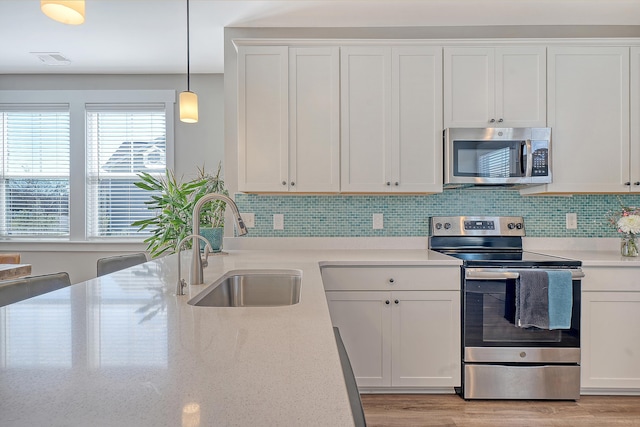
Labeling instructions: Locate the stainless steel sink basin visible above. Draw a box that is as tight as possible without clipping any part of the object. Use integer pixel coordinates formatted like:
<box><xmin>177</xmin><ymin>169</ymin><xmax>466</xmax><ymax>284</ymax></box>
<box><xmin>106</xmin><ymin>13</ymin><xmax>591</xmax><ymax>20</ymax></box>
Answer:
<box><xmin>187</xmin><ymin>269</ymin><xmax>301</xmax><ymax>307</ymax></box>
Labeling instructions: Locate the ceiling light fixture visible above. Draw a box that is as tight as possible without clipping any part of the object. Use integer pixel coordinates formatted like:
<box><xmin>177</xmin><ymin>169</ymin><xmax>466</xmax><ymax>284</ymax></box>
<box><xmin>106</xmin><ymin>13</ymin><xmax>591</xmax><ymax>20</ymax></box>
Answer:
<box><xmin>41</xmin><ymin>0</ymin><xmax>85</xmax><ymax>25</ymax></box>
<box><xmin>179</xmin><ymin>0</ymin><xmax>198</xmax><ymax>124</ymax></box>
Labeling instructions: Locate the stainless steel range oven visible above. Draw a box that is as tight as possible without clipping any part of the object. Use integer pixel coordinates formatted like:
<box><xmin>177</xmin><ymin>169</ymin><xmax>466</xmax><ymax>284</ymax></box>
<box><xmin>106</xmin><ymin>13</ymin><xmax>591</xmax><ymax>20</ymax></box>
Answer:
<box><xmin>430</xmin><ymin>216</ymin><xmax>584</xmax><ymax>400</ymax></box>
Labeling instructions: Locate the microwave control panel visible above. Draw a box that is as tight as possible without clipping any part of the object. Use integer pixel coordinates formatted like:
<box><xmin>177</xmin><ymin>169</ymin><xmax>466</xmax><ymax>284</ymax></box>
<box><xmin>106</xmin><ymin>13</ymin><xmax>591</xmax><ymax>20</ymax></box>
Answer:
<box><xmin>531</xmin><ymin>142</ymin><xmax>549</xmax><ymax>176</ymax></box>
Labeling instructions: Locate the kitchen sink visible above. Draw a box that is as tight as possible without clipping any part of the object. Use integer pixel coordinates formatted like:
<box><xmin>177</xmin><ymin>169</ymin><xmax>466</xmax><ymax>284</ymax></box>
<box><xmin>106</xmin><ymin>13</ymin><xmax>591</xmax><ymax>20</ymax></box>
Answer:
<box><xmin>187</xmin><ymin>269</ymin><xmax>301</xmax><ymax>307</ymax></box>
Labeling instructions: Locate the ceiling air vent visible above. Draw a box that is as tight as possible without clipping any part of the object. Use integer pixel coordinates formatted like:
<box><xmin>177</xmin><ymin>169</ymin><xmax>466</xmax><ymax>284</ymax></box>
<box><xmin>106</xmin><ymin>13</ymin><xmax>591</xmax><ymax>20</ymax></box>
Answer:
<box><xmin>30</xmin><ymin>52</ymin><xmax>71</xmax><ymax>66</ymax></box>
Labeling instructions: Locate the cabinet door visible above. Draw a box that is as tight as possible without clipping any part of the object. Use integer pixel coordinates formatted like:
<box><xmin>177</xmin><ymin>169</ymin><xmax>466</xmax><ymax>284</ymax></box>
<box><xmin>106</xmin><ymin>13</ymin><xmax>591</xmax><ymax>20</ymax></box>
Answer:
<box><xmin>238</xmin><ymin>46</ymin><xmax>289</xmax><ymax>192</ymax></box>
<box><xmin>325</xmin><ymin>291</ymin><xmax>392</xmax><ymax>387</ymax></box>
<box><xmin>582</xmin><ymin>291</ymin><xmax>640</xmax><ymax>390</ymax></box>
<box><xmin>630</xmin><ymin>47</ymin><xmax>640</xmax><ymax>192</ymax></box>
<box><xmin>391</xmin><ymin>46</ymin><xmax>443</xmax><ymax>193</ymax></box>
<box><xmin>495</xmin><ymin>47</ymin><xmax>546</xmax><ymax>127</ymax></box>
<box><xmin>341</xmin><ymin>47</ymin><xmax>391</xmax><ymax>192</ymax></box>
<box><xmin>526</xmin><ymin>46</ymin><xmax>629</xmax><ymax>194</ymax></box>
<box><xmin>391</xmin><ymin>291</ymin><xmax>461</xmax><ymax>388</ymax></box>
<box><xmin>289</xmin><ymin>47</ymin><xmax>340</xmax><ymax>192</ymax></box>
<box><xmin>444</xmin><ymin>47</ymin><xmax>495</xmax><ymax>128</ymax></box>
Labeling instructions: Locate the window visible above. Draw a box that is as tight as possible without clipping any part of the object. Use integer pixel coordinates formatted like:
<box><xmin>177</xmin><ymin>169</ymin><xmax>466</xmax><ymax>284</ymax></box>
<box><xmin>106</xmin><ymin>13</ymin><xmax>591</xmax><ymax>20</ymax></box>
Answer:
<box><xmin>0</xmin><ymin>105</ymin><xmax>70</xmax><ymax>237</ymax></box>
<box><xmin>86</xmin><ymin>105</ymin><xmax>167</xmax><ymax>238</ymax></box>
<box><xmin>0</xmin><ymin>90</ymin><xmax>174</xmax><ymax>242</ymax></box>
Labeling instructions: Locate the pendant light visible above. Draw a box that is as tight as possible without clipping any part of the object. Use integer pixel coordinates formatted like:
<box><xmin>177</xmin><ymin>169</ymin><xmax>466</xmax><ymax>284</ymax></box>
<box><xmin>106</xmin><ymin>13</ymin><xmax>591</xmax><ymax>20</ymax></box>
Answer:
<box><xmin>179</xmin><ymin>0</ymin><xmax>198</xmax><ymax>123</ymax></box>
<box><xmin>41</xmin><ymin>0</ymin><xmax>85</xmax><ymax>25</ymax></box>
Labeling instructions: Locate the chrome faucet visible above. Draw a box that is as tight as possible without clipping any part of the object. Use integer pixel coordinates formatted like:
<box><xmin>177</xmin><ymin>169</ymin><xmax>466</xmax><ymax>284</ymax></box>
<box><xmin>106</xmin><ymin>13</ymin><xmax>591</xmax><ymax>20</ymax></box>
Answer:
<box><xmin>176</xmin><ymin>234</ymin><xmax>212</xmax><ymax>295</ymax></box>
<box><xmin>191</xmin><ymin>193</ymin><xmax>248</xmax><ymax>286</ymax></box>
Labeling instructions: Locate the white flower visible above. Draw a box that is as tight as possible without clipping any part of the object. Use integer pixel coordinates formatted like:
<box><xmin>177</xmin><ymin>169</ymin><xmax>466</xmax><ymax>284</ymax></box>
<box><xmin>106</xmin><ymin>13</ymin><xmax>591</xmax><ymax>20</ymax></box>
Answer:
<box><xmin>618</xmin><ymin>214</ymin><xmax>640</xmax><ymax>235</ymax></box>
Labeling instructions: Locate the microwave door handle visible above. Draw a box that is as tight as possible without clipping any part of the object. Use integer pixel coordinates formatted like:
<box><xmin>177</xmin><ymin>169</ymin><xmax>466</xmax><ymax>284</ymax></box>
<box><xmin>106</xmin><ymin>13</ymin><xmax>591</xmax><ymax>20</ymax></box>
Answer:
<box><xmin>525</xmin><ymin>139</ymin><xmax>533</xmax><ymax>177</ymax></box>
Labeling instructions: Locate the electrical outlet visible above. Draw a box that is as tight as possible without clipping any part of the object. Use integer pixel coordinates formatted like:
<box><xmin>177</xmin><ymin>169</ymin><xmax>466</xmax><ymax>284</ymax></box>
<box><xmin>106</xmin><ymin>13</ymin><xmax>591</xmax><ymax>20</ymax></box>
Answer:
<box><xmin>373</xmin><ymin>213</ymin><xmax>384</xmax><ymax>230</ymax></box>
<box><xmin>566</xmin><ymin>213</ymin><xmax>577</xmax><ymax>230</ymax></box>
<box><xmin>241</xmin><ymin>213</ymin><xmax>255</xmax><ymax>228</ymax></box>
<box><xmin>273</xmin><ymin>214</ymin><xmax>284</xmax><ymax>230</ymax></box>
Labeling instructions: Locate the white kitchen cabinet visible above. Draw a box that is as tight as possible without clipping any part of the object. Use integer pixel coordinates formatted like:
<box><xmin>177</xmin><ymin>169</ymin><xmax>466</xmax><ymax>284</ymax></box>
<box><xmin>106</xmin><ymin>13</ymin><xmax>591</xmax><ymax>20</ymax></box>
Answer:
<box><xmin>581</xmin><ymin>267</ymin><xmax>640</xmax><ymax>392</ymax></box>
<box><xmin>238</xmin><ymin>46</ymin><xmax>340</xmax><ymax>192</ymax></box>
<box><xmin>522</xmin><ymin>46</ymin><xmax>630</xmax><ymax>194</ymax></box>
<box><xmin>444</xmin><ymin>47</ymin><xmax>546</xmax><ymax>128</ymax></box>
<box><xmin>340</xmin><ymin>46</ymin><xmax>443</xmax><ymax>193</ymax></box>
<box><xmin>322</xmin><ymin>266</ymin><xmax>460</xmax><ymax>390</ymax></box>
<box><xmin>628</xmin><ymin>47</ymin><xmax>640</xmax><ymax>192</ymax></box>
<box><xmin>325</xmin><ymin>291</ymin><xmax>392</xmax><ymax>387</ymax></box>
<box><xmin>238</xmin><ymin>46</ymin><xmax>288</xmax><ymax>192</ymax></box>
<box><xmin>391</xmin><ymin>290</ymin><xmax>461</xmax><ymax>388</ymax></box>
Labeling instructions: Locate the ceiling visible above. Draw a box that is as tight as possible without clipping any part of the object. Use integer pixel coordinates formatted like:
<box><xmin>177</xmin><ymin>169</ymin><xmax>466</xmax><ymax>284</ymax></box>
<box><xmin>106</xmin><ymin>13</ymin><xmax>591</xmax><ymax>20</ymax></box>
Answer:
<box><xmin>2</xmin><ymin>0</ymin><xmax>640</xmax><ymax>75</ymax></box>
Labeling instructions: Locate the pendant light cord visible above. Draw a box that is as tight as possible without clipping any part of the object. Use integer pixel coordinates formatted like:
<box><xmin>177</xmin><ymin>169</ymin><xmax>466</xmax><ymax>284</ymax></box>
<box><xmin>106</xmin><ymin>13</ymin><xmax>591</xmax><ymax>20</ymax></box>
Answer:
<box><xmin>186</xmin><ymin>0</ymin><xmax>191</xmax><ymax>92</ymax></box>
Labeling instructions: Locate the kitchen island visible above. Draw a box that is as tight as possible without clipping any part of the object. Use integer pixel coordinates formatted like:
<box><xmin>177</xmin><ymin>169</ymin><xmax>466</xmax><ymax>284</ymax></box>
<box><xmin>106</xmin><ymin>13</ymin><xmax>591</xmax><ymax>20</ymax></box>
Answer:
<box><xmin>0</xmin><ymin>246</ymin><xmax>458</xmax><ymax>426</ymax></box>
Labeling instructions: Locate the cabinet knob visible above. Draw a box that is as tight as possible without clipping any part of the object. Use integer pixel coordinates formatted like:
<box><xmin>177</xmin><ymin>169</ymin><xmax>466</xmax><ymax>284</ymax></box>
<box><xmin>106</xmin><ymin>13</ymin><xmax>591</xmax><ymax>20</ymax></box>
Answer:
<box><xmin>385</xmin><ymin>300</ymin><xmax>390</xmax><ymax>305</ymax></box>
<box><xmin>635</xmin><ymin>182</ymin><xmax>640</xmax><ymax>186</ymax></box>
<box><xmin>290</xmin><ymin>181</ymin><xmax>295</xmax><ymax>186</ymax></box>
<box><xmin>394</xmin><ymin>182</ymin><xmax>399</xmax><ymax>186</ymax></box>
<box><xmin>498</xmin><ymin>118</ymin><xmax>504</xmax><ymax>123</ymax></box>
<box><xmin>489</xmin><ymin>118</ymin><xmax>496</xmax><ymax>123</ymax></box>
<box><xmin>625</xmin><ymin>182</ymin><xmax>631</xmax><ymax>186</ymax></box>
<box><xmin>389</xmin><ymin>278</ymin><xmax>395</xmax><ymax>283</ymax></box>
<box><xmin>282</xmin><ymin>181</ymin><xmax>287</xmax><ymax>186</ymax></box>
<box><xmin>394</xmin><ymin>299</ymin><xmax>399</xmax><ymax>304</ymax></box>
<box><xmin>386</xmin><ymin>182</ymin><xmax>391</xmax><ymax>186</ymax></box>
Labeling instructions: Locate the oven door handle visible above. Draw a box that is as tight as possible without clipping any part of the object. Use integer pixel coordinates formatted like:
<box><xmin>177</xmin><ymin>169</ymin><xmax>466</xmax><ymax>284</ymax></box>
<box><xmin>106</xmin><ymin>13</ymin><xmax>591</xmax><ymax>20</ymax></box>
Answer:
<box><xmin>465</xmin><ymin>268</ymin><xmax>584</xmax><ymax>280</ymax></box>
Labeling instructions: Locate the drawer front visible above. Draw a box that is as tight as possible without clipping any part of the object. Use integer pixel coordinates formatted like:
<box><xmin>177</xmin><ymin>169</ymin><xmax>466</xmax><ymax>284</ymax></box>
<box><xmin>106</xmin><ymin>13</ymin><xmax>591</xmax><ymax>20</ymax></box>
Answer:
<box><xmin>321</xmin><ymin>266</ymin><xmax>460</xmax><ymax>291</ymax></box>
<box><xmin>582</xmin><ymin>267</ymin><xmax>640</xmax><ymax>292</ymax></box>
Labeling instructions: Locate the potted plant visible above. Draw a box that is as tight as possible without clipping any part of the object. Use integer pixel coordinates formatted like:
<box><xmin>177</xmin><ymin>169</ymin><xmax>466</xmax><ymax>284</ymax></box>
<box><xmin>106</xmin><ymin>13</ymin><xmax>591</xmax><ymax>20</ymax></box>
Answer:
<box><xmin>132</xmin><ymin>163</ymin><xmax>228</xmax><ymax>258</ymax></box>
<box><xmin>192</xmin><ymin>163</ymin><xmax>228</xmax><ymax>253</ymax></box>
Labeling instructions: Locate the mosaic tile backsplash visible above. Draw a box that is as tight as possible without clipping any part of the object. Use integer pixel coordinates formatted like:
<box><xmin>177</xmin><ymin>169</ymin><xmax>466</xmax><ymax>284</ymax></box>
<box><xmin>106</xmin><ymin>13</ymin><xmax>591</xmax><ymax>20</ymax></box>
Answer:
<box><xmin>234</xmin><ymin>190</ymin><xmax>640</xmax><ymax>238</ymax></box>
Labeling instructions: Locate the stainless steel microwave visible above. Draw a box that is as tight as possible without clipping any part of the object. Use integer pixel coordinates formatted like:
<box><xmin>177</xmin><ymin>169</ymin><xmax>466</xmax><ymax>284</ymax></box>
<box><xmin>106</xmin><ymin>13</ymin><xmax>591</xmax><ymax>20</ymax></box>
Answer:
<box><xmin>444</xmin><ymin>127</ymin><xmax>552</xmax><ymax>187</ymax></box>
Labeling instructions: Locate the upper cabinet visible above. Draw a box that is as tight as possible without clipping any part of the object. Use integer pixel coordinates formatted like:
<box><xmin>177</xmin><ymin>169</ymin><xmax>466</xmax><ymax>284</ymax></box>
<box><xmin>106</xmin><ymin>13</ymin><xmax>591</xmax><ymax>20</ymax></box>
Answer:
<box><xmin>341</xmin><ymin>46</ymin><xmax>443</xmax><ymax>193</ymax></box>
<box><xmin>522</xmin><ymin>46</ymin><xmax>630</xmax><ymax>194</ymax></box>
<box><xmin>238</xmin><ymin>46</ymin><xmax>288</xmax><ymax>192</ymax></box>
<box><xmin>629</xmin><ymin>47</ymin><xmax>640</xmax><ymax>192</ymax></box>
<box><xmin>238</xmin><ymin>46</ymin><xmax>340</xmax><ymax>192</ymax></box>
<box><xmin>443</xmin><ymin>47</ymin><xmax>546</xmax><ymax>128</ymax></box>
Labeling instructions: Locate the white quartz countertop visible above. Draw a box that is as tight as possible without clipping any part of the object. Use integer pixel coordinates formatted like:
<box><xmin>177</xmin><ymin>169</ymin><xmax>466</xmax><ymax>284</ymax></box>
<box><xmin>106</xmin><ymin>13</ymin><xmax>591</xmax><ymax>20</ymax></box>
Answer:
<box><xmin>522</xmin><ymin>237</ymin><xmax>640</xmax><ymax>267</ymax></box>
<box><xmin>0</xmin><ymin>247</ymin><xmax>456</xmax><ymax>427</ymax></box>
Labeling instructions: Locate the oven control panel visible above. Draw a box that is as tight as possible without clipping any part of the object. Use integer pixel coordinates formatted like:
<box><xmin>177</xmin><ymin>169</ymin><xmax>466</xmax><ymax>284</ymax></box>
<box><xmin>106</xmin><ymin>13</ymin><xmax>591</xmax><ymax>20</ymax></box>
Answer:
<box><xmin>430</xmin><ymin>216</ymin><xmax>525</xmax><ymax>236</ymax></box>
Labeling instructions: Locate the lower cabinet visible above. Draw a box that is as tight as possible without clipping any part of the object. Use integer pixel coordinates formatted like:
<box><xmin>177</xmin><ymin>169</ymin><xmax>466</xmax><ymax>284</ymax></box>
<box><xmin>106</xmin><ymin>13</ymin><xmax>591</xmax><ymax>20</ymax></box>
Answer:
<box><xmin>322</xmin><ymin>266</ymin><xmax>460</xmax><ymax>391</ymax></box>
<box><xmin>581</xmin><ymin>267</ymin><xmax>640</xmax><ymax>392</ymax></box>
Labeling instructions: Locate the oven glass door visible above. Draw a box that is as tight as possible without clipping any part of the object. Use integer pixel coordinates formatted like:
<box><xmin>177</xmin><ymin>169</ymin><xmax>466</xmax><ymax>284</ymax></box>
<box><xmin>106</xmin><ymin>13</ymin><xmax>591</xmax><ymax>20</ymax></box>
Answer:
<box><xmin>463</xmin><ymin>277</ymin><xmax>580</xmax><ymax>348</ymax></box>
<box><xmin>452</xmin><ymin>139</ymin><xmax>526</xmax><ymax>178</ymax></box>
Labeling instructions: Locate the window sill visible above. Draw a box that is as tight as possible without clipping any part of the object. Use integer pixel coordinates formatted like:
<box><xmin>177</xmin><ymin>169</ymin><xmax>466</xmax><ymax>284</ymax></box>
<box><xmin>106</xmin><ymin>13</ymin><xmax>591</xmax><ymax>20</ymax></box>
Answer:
<box><xmin>0</xmin><ymin>240</ymin><xmax>148</xmax><ymax>253</ymax></box>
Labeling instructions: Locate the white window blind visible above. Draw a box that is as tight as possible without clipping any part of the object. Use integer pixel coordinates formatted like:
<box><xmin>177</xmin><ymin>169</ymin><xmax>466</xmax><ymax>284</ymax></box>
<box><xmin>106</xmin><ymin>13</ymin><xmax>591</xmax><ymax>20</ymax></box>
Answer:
<box><xmin>0</xmin><ymin>105</ymin><xmax>70</xmax><ymax>237</ymax></box>
<box><xmin>86</xmin><ymin>105</ymin><xmax>167</xmax><ymax>238</ymax></box>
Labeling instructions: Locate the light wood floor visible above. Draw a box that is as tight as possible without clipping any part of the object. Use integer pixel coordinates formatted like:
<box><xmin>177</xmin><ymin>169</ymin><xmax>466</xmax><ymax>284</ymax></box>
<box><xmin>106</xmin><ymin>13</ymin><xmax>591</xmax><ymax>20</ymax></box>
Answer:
<box><xmin>361</xmin><ymin>394</ymin><xmax>640</xmax><ymax>427</ymax></box>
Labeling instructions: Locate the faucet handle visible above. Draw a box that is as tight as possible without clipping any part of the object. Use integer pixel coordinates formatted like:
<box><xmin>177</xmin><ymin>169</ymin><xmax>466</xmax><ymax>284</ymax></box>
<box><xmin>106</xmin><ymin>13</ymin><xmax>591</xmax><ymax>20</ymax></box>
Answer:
<box><xmin>201</xmin><ymin>243</ymin><xmax>212</xmax><ymax>268</ymax></box>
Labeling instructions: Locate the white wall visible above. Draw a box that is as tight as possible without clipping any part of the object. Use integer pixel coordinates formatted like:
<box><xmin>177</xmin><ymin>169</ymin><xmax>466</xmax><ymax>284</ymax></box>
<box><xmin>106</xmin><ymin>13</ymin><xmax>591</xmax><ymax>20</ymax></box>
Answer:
<box><xmin>0</xmin><ymin>74</ymin><xmax>224</xmax><ymax>283</ymax></box>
